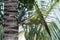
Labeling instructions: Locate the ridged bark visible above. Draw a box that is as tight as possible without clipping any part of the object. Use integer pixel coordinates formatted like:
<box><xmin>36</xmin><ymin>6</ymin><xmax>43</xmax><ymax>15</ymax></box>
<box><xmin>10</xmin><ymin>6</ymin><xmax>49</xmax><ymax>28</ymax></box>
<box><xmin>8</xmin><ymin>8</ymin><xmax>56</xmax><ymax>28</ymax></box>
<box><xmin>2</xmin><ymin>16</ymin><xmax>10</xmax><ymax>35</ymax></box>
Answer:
<box><xmin>4</xmin><ymin>0</ymin><xmax>18</xmax><ymax>40</ymax></box>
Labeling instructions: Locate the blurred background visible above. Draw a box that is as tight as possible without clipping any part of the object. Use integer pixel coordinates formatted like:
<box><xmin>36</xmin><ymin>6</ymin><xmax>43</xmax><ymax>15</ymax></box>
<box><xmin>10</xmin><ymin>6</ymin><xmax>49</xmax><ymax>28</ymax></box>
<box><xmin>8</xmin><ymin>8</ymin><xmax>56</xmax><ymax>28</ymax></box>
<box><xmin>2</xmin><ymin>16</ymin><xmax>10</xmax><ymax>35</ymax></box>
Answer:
<box><xmin>0</xmin><ymin>0</ymin><xmax>60</xmax><ymax>40</ymax></box>
<box><xmin>0</xmin><ymin>0</ymin><xmax>4</xmax><ymax>40</ymax></box>
<box><xmin>18</xmin><ymin>0</ymin><xmax>60</xmax><ymax>40</ymax></box>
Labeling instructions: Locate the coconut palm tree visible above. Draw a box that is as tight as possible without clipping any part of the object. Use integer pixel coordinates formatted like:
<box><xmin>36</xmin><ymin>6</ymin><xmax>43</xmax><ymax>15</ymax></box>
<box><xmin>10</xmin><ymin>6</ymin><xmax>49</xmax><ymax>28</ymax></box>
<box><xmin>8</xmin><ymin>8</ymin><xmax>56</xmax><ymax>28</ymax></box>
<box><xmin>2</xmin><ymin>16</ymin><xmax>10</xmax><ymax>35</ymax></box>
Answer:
<box><xmin>4</xmin><ymin>0</ymin><xmax>18</xmax><ymax>40</ymax></box>
<box><xmin>18</xmin><ymin>0</ymin><xmax>60</xmax><ymax>40</ymax></box>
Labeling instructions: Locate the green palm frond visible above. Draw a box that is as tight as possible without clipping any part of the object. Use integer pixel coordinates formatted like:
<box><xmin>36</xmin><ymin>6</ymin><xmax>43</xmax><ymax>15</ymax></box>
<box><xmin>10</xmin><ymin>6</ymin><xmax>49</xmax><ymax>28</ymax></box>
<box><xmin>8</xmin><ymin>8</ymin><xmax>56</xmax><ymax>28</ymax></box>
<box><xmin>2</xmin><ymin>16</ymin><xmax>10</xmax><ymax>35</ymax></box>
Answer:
<box><xmin>18</xmin><ymin>0</ymin><xmax>60</xmax><ymax>40</ymax></box>
<box><xmin>49</xmin><ymin>21</ymin><xmax>60</xmax><ymax>40</ymax></box>
<box><xmin>45</xmin><ymin>0</ymin><xmax>60</xmax><ymax>18</ymax></box>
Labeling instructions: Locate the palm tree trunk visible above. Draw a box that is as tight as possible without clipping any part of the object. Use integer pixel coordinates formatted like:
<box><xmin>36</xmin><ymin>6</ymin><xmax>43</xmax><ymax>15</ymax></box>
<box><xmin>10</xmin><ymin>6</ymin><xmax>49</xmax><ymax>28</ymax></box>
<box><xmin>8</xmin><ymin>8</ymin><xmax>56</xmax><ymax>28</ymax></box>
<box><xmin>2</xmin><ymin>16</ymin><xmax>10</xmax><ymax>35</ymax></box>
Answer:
<box><xmin>4</xmin><ymin>0</ymin><xmax>18</xmax><ymax>40</ymax></box>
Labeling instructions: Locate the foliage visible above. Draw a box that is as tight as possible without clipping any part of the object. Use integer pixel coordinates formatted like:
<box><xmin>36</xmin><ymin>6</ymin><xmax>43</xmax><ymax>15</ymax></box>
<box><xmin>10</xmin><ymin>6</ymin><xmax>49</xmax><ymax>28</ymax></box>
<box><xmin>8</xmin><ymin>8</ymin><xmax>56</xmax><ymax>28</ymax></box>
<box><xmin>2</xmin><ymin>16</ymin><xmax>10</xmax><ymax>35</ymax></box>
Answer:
<box><xmin>49</xmin><ymin>22</ymin><xmax>60</xmax><ymax>40</ymax></box>
<box><xmin>0</xmin><ymin>24</ymin><xmax>3</xmax><ymax>40</ymax></box>
<box><xmin>18</xmin><ymin>0</ymin><xmax>60</xmax><ymax>40</ymax></box>
<box><xmin>0</xmin><ymin>0</ymin><xmax>4</xmax><ymax>40</ymax></box>
<box><xmin>18</xmin><ymin>0</ymin><xmax>34</xmax><ymax>10</ymax></box>
<box><xmin>0</xmin><ymin>0</ymin><xmax>4</xmax><ymax>24</ymax></box>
